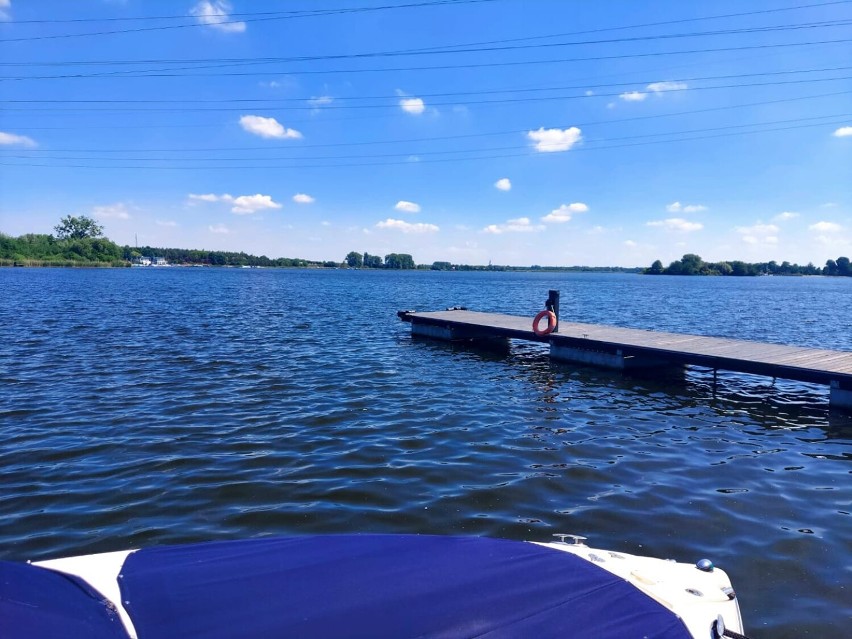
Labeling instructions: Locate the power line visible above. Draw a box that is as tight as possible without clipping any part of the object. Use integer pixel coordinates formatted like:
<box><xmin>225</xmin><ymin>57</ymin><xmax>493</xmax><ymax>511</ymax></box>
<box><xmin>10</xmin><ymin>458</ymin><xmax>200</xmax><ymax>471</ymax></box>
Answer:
<box><xmin>0</xmin><ymin>0</ymin><xmax>497</xmax><ymax>43</ymax></box>
<box><xmin>1</xmin><ymin>118</ymin><xmax>844</xmax><ymax>170</ymax></box>
<box><xmin>4</xmin><ymin>38</ymin><xmax>850</xmax><ymax>81</ymax></box>
<box><xmin>6</xmin><ymin>114</ymin><xmax>845</xmax><ymax>162</ymax></box>
<box><xmin>3</xmin><ymin>74</ymin><xmax>850</xmax><ymax>112</ymax></box>
<box><xmin>10</xmin><ymin>0</ymin><xmax>848</xmax><ymax>27</ymax></box>
<box><xmin>399</xmin><ymin>1</ymin><xmax>852</xmax><ymax>54</ymax></box>
<box><xmin>7</xmin><ymin>90</ymin><xmax>849</xmax><ymax>149</ymax></box>
<box><xmin>3</xmin><ymin>20</ymin><xmax>850</xmax><ymax>78</ymax></box>
<box><xmin>5</xmin><ymin>65</ymin><xmax>848</xmax><ymax>105</ymax></box>
<box><xmin>4</xmin><ymin>18</ymin><xmax>851</xmax><ymax>68</ymax></box>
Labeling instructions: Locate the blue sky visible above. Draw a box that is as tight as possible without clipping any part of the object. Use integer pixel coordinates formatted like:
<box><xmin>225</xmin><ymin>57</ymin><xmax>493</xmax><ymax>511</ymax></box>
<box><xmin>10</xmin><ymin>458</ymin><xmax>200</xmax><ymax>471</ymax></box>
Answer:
<box><xmin>0</xmin><ymin>0</ymin><xmax>850</xmax><ymax>266</ymax></box>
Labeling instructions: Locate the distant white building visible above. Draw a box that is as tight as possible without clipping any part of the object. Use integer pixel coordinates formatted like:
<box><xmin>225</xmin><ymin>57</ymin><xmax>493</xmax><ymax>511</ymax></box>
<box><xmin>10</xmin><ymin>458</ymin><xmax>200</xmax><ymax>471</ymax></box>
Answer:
<box><xmin>131</xmin><ymin>256</ymin><xmax>169</xmax><ymax>267</ymax></box>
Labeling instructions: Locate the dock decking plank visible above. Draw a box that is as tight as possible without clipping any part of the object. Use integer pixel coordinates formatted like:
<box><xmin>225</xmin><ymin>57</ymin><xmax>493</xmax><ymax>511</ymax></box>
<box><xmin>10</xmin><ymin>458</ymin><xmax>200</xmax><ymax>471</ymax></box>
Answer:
<box><xmin>402</xmin><ymin>309</ymin><xmax>852</xmax><ymax>387</ymax></box>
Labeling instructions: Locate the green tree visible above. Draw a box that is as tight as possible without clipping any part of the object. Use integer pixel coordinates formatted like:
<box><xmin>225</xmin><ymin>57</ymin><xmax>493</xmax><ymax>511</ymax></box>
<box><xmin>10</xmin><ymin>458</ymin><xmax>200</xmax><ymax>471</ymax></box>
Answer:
<box><xmin>363</xmin><ymin>252</ymin><xmax>383</xmax><ymax>268</ymax></box>
<box><xmin>679</xmin><ymin>253</ymin><xmax>704</xmax><ymax>275</ymax></box>
<box><xmin>345</xmin><ymin>251</ymin><xmax>363</xmax><ymax>268</ymax></box>
<box><xmin>836</xmin><ymin>256</ymin><xmax>851</xmax><ymax>277</ymax></box>
<box><xmin>54</xmin><ymin>215</ymin><xmax>104</xmax><ymax>240</ymax></box>
<box><xmin>384</xmin><ymin>253</ymin><xmax>415</xmax><ymax>269</ymax></box>
<box><xmin>730</xmin><ymin>261</ymin><xmax>749</xmax><ymax>276</ymax></box>
<box><xmin>714</xmin><ymin>261</ymin><xmax>733</xmax><ymax>276</ymax></box>
<box><xmin>645</xmin><ymin>259</ymin><xmax>664</xmax><ymax>274</ymax></box>
<box><xmin>664</xmin><ymin>260</ymin><xmax>683</xmax><ymax>275</ymax></box>
<box><xmin>824</xmin><ymin>259</ymin><xmax>838</xmax><ymax>276</ymax></box>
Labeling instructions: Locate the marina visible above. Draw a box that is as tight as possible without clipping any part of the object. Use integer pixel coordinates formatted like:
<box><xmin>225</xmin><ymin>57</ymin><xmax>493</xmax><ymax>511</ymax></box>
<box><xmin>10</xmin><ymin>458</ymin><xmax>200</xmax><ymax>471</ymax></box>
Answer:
<box><xmin>399</xmin><ymin>293</ymin><xmax>852</xmax><ymax>411</ymax></box>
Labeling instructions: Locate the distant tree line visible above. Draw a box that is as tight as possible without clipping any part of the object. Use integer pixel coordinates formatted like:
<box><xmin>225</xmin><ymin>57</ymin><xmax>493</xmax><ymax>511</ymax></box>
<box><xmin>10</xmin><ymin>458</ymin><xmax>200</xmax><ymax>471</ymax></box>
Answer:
<box><xmin>1</xmin><ymin>216</ymin><xmax>125</xmax><ymax>266</ymax></box>
<box><xmin>4</xmin><ymin>217</ymin><xmax>849</xmax><ymax>277</ymax></box>
<box><xmin>341</xmin><ymin>253</ymin><xmax>643</xmax><ymax>271</ymax></box>
<box><xmin>645</xmin><ymin>254</ymin><xmax>850</xmax><ymax>276</ymax></box>
<box><xmin>824</xmin><ymin>257</ymin><xmax>852</xmax><ymax>276</ymax></box>
<box><xmin>427</xmin><ymin>262</ymin><xmax>644</xmax><ymax>272</ymax></box>
<box><xmin>123</xmin><ymin>245</ymin><xmax>317</xmax><ymax>268</ymax></box>
<box><xmin>344</xmin><ymin>251</ymin><xmax>416</xmax><ymax>269</ymax></box>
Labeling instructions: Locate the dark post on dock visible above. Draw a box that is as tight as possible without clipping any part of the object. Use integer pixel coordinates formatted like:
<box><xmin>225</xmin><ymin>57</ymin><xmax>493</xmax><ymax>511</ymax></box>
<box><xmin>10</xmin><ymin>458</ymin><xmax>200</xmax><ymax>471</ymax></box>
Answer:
<box><xmin>545</xmin><ymin>290</ymin><xmax>559</xmax><ymax>333</ymax></box>
<box><xmin>398</xmin><ymin>290</ymin><xmax>852</xmax><ymax>412</ymax></box>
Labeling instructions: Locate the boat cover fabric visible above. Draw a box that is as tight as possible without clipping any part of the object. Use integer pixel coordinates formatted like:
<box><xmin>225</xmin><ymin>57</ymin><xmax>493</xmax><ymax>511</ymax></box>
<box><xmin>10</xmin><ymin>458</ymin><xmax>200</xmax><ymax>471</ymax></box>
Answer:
<box><xmin>0</xmin><ymin>559</ymin><xmax>130</xmax><ymax>639</ymax></box>
<box><xmin>118</xmin><ymin>534</ymin><xmax>692</xmax><ymax>639</ymax></box>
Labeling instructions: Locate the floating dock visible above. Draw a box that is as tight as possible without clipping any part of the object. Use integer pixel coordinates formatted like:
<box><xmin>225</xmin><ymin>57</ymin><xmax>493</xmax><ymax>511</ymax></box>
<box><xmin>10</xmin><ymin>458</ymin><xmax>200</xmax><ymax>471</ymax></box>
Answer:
<box><xmin>398</xmin><ymin>306</ymin><xmax>852</xmax><ymax>411</ymax></box>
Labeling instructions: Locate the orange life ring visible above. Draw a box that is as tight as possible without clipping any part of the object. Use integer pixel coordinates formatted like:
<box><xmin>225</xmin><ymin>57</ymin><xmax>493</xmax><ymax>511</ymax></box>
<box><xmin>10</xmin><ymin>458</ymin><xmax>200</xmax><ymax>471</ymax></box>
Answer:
<box><xmin>532</xmin><ymin>310</ymin><xmax>556</xmax><ymax>336</ymax></box>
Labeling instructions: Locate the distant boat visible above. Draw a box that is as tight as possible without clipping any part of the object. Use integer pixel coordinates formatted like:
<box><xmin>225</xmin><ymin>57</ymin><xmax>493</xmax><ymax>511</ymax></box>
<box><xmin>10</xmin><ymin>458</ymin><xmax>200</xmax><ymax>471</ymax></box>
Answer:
<box><xmin>131</xmin><ymin>256</ymin><xmax>169</xmax><ymax>267</ymax></box>
<box><xmin>1</xmin><ymin>534</ymin><xmax>743</xmax><ymax>639</ymax></box>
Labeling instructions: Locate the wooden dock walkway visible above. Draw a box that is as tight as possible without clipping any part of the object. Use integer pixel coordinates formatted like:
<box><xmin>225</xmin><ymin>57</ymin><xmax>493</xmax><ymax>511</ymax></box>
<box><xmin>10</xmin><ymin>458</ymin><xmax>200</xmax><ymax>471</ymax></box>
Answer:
<box><xmin>398</xmin><ymin>308</ymin><xmax>852</xmax><ymax>410</ymax></box>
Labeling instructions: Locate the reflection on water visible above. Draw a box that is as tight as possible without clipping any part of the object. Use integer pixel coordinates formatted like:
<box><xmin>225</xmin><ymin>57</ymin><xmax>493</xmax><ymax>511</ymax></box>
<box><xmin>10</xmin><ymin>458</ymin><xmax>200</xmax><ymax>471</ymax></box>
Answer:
<box><xmin>0</xmin><ymin>268</ymin><xmax>850</xmax><ymax>638</ymax></box>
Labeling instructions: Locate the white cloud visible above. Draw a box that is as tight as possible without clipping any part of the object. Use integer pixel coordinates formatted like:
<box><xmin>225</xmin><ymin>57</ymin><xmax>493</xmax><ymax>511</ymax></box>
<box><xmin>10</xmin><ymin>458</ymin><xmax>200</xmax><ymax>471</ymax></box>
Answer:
<box><xmin>190</xmin><ymin>1</ymin><xmax>246</xmax><ymax>33</ymax></box>
<box><xmin>188</xmin><ymin>192</ymin><xmax>282</xmax><ymax>214</ymax></box>
<box><xmin>647</xmin><ymin>81</ymin><xmax>688</xmax><ymax>94</ymax></box>
<box><xmin>647</xmin><ymin>218</ymin><xmax>703</xmax><ymax>232</ymax></box>
<box><xmin>376</xmin><ymin>218</ymin><xmax>439</xmax><ymax>233</ymax></box>
<box><xmin>258</xmin><ymin>77</ymin><xmax>298</xmax><ymax>91</ymax></box>
<box><xmin>92</xmin><ymin>203</ymin><xmax>131</xmax><ymax>220</ymax></box>
<box><xmin>740</xmin><ymin>223</ymin><xmax>780</xmax><ymax>234</ymax></box>
<box><xmin>585</xmin><ymin>90</ymin><xmax>594</xmax><ymax>96</ymax></box>
<box><xmin>495</xmin><ymin>178</ymin><xmax>512</xmax><ymax>191</ymax></box>
<box><xmin>0</xmin><ymin>131</ymin><xmax>36</xmax><ymax>147</ymax></box>
<box><xmin>541</xmin><ymin>202</ymin><xmax>589</xmax><ymax>223</ymax></box>
<box><xmin>209</xmin><ymin>224</ymin><xmax>230</xmax><ymax>234</ymax></box>
<box><xmin>832</xmin><ymin>126</ymin><xmax>852</xmax><ymax>137</ymax></box>
<box><xmin>773</xmin><ymin>211</ymin><xmax>799</xmax><ymax>222</ymax></box>
<box><xmin>735</xmin><ymin>223</ymin><xmax>779</xmax><ymax>245</ymax></box>
<box><xmin>623</xmin><ymin>240</ymin><xmax>637</xmax><ymax>247</ymax></box>
<box><xmin>156</xmin><ymin>220</ymin><xmax>178</xmax><ymax>227</ymax></box>
<box><xmin>293</xmin><ymin>193</ymin><xmax>315</xmax><ymax>204</ymax></box>
<box><xmin>399</xmin><ymin>97</ymin><xmax>426</xmax><ymax>115</ymax></box>
<box><xmin>483</xmin><ymin>217</ymin><xmax>544</xmax><ymax>234</ymax></box>
<box><xmin>619</xmin><ymin>81</ymin><xmax>687</xmax><ymax>103</ymax></box>
<box><xmin>0</xmin><ymin>0</ymin><xmax>10</xmax><ymax>21</ymax></box>
<box><xmin>188</xmin><ymin>193</ymin><xmax>227</xmax><ymax>203</ymax></box>
<box><xmin>809</xmin><ymin>221</ymin><xmax>842</xmax><ymax>232</ymax></box>
<box><xmin>527</xmin><ymin>127</ymin><xmax>582</xmax><ymax>152</ymax></box>
<box><xmin>239</xmin><ymin>115</ymin><xmax>302</xmax><ymax>140</ymax></box>
<box><xmin>394</xmin><ymin>200</ymin><xmax>421</xmax><ymax>214</ymax></box>
<box><xmin>666</xmin><ymin>201</ymin><xmax>707</xmax><ymax>213</ymax></box>
<box><xmin>742</xmin><ymin>236</ymin><xmax>777</xmax><ymax>245</ymax></box>
<box><xmin>230</xmin><ymin>194</ymin><xmax>282</xmax><ymax>214</ymax></box>
<box><xmin>321</xmin><ymin>221</ymin><xmax>331</xmax><ymax>227</ymax></box>
<box><xmin>308</xmin><ymin>96</ymin><xmax>334</xmax><ymax>107</ymax></box>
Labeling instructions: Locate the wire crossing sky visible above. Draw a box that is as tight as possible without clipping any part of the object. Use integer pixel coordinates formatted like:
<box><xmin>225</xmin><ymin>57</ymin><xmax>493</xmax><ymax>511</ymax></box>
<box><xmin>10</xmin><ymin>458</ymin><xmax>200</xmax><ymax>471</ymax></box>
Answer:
<box><xmin>0</xmin><ymin>0</ymin><xmax>850</xmax><ymax>267</ymax></box>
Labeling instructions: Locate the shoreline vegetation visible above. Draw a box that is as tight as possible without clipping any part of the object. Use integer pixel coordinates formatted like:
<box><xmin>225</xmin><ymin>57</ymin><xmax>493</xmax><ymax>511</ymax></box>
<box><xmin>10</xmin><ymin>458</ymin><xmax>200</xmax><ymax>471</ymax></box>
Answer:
<box><xmin>644</xmin><ymin>253</ymin><xmax>851</xmax><ymax>277</ymax></box>
<box><xmin>1</xmin><ymin>217</ymin><xmax>850</xmax><ymax>276</ymax></box>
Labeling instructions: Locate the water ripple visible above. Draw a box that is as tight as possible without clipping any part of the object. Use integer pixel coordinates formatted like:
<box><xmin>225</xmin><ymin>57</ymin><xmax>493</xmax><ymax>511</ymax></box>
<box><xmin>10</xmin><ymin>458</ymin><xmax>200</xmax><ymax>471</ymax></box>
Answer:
<box><xmin>1</xmin><ymin>268</ymin><xmax>850</xmax><ymax>637</ymax></box>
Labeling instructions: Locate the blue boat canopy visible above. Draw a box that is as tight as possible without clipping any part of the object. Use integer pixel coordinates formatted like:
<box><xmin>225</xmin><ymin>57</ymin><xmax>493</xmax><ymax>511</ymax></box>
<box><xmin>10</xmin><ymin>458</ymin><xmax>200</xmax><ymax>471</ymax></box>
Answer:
<box><xmin>3</xmin><ymin>535</ymin><xmax>694</xmax><ymax>639</ymax></box>
<box><xmin>0</xmin><ymin>559</ymin><xmax>127</xmax><ymax>639</ymax></box>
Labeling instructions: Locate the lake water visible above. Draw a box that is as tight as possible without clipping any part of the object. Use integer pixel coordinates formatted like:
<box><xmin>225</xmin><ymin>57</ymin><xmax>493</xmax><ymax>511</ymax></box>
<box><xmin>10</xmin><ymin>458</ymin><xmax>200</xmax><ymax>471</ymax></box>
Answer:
<box><xmin>1</xmin><ymin>268</ymin><xmax>850</xmax><ymax>637</ymax></box>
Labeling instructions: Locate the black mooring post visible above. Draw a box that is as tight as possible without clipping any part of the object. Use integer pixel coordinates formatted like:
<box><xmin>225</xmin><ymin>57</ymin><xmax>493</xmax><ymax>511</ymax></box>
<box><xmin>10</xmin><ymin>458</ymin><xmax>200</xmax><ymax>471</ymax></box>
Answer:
<box><xmin>546</xmin><ymin>290</ymin><xmax>560</xmax><ymax>332</ymax></box>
